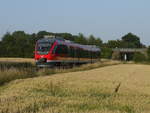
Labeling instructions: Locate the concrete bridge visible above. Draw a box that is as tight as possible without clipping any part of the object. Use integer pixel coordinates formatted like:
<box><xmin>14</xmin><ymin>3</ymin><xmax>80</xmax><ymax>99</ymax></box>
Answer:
<box><xmin>112</xmin><ymin>48</ymin><xmax>147</xmax><ymax>61</ymax></box>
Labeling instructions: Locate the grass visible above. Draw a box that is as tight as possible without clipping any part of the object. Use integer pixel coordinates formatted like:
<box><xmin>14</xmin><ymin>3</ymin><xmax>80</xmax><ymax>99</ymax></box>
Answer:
<box><xmin>0</xmin><ymin>58</ymin><xmax>36</xmax><ymax>85</ymax></box>
<box><xmin>0</xmin><ymin>59</ymin><xmax>121</xmax><ymax>85</ymax></box>
<box><xmin>0</xmin><ymin>80</ymin><xmax>137</xmax><ymax>113</ymax></box>
<box><xmin>0</xmin><ymin>58</ymin><xmax>35</xmax><ymax>64</ymax></box>
<box><xmin>0</xmin><ymin>79</ymin><xmax>145</xmax><ymax>113</ymax></box>
<box><xmin>0</xmin><ymin>61</ymin><xmax>36</xmax><ymax>85</ymax></box>
<box><xmin>1</xmin><ymin>59</ymin><xmax>150</xmax><ymax>112</ymax></box>
<box><xmin>0</xmin><ymin>61</ymin><xmax>34</xmax><ymax>69</ymax></box>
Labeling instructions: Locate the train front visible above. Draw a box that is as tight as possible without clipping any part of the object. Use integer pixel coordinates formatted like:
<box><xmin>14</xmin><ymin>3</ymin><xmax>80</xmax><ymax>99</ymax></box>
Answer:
<box><xmin>34</xmin><ymin>38</ymin><xmax>56</xmax><ymax>67</ymax></box>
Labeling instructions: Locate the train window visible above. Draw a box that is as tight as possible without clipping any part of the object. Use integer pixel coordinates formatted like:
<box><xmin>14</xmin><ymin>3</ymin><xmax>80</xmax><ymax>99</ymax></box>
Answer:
<box><xmin>90</xmin><ymin>52</ymin><xmax>92</xmax><ymax>58</ymax></box>
<box><xmin>62</xmin><ymin>45</ymin><xmax>68</xmax><ymax>54</ymax></box>
<box><xmin>78</xmin><ymin>48</ymin><xmax>82</xmax><ymax>58</ymax></box>
<box><xmin>82</xmin><ymin>50</ymin><xmax>85</xmax><ymax>58</ymax></box>
<box><xmin>97</xmin><ymin>52</ymin><xmax>101</xmax><ymax>58</ymax></box>
<box><xmin>93</xmin><ymin>52</ymin><xmax>97</xmax><ymax>58</ymax></box>
<box><xmin>93</xmin><ymin>51</ymin><xmax>100</xmax><ymax>58</ymax></box>
<box><xmin>93</xmin><ymin>52</ymin><xmax>96</xmax><ymax>58</ymax></box>
<box><xmin>80</xmin><ymin>49</ymin><xmax>83</xmax><ymax>58</ymax></box>
<box><xmin>54</xmin><ymin>45</ymin><xmax>60</xmax><ymax>54</ymax></box>
<box><xmin>76</xmin><ymin>48</ymin><xmax>80</xmax><ymax>58</ymax></box>
<box><xmin>85</xmin><ymin>51</ymin><xmax>88</xmax><ymax>58</ymax></box>
<box><xmin>74</xmin><ymin>48</ymin><xmax>77</xmax><ymax>58</ymax></box>
<box><xmin>86</xmin><ymin>50</ymin><xmax>89</xmax><ymax>58</ymax></box>
<box><xmin>37</xmin><ymin>42</ymin><xmax>52</xmax><ymax>55</ymax></box>
<box><xmin>75</xmin><ymin>48</ymin><xmax>79</xmax><ymax>58</ymax></box>
<box><xmin>88</xmin><ymin>51</ymin><xmax>91</xmax><ymax>58</ymax></box>
<box><xmin>69</xmin><ymin>46</ymin><xmax>75</xmax><ymax>57</ymax></box>
<box><xmin>83</xmin><ymin>50</ymin><xmax>87</xmax><ymax>58</ymax></box>
<box><xmin>55</xmin><ymin>45</ymin><xmax>68</xmax><ymax>55</ymax></box>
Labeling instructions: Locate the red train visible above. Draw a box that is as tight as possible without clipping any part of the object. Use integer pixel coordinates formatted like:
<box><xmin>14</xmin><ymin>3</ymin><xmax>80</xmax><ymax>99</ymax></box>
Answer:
<box><xmin>34</xmin><ymin>37</ymin><xmax>101</xmax><ymax>67</ymax></box>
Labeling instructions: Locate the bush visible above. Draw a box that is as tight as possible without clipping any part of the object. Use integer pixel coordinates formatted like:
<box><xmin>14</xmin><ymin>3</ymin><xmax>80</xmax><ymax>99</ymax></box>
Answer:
<box><xmin>147</xmin><ymin>46</ymin><xmax>150</xmax><ymax>61</ymax></box>
<box><xmin>101</xmin><ymin>48</ymin><xmax>112</xmax><ymax>59</ymax></box>
<box><xmin>133</xmin><ymin>52</ymin><xmax>146</xmax><ymax>62</ymax></box>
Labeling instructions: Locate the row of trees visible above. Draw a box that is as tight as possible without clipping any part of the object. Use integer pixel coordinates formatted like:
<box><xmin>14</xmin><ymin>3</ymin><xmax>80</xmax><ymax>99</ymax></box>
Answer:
<box><xmin>0</xmin><ymin>31</ymin><xmax>146</xmax><ymax>58</ymax></box>
<box><xmin>103</xmin><ymin>33</ymin><xmax>145</xmax><ymax>48</ymax></box>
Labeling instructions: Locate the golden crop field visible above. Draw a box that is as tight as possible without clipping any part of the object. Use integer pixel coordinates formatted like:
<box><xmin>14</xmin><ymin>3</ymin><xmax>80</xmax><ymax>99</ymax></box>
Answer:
<box><xmin>0</xmin><ymin>63</ymin><xmax>150</xmax><ymax>113</ymax></box>
<box><xmin>0</xmin><ymin>58</ymin><xmax>35</xmax><ymax>64</ymax></box>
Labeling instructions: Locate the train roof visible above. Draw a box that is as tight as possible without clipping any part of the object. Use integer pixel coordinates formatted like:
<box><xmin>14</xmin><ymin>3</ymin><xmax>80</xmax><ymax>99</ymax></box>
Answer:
<box><xmin>37</xmin><ymin>37</ymin><xmax>101</xmax><ymax>52</ymax></box>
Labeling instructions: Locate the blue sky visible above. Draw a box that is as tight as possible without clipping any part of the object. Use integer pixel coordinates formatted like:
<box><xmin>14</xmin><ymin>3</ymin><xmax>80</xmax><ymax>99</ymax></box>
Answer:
<box><xmin>0</xmin><ymin>0</ymin><xmax>150</xmax><ymax>45</ymax></box>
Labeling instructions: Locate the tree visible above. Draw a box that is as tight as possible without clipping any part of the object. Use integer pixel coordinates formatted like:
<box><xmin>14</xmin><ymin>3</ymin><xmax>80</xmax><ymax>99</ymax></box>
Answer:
<box><xmin>1</xmin><ymin>31</ymin><xmax>35</xmax><ymax>57</ymax></box>
<box><xmin>1</xmin><ymin>32</ymin><xmax>16</xmax><ymax>57</ymax></box>
<box><xmin>133</xmin><ymin>52</ymin><xmax>146</xmax><ymax>62</ymax></box>
<box><xmin>87</xmin><ymin>35</ymin><xmax>102</xmax><ymax>47</ymax></box>
<box><xmin>88</xmin><ymin>35</ymin><xmax>96</xmax><ymax>45</ymax></box>
<box><xmin>106</xmin><ymin>40</ymin><xmax>122</xmax><ymax>48</ymax></box>
<box><xmin>105</xmin><ymin>33</ymin><xmax>145</xmax><ymax>49</ymax></box>
<box><xmin>95</xmin><ymin>38</ymin><xmax>103</xmax><ymax>47</ymax></box>
<box><xmin>56</xmin><ymin>33</ymin><xmax>74</xmax><ymax>41</ymax></box>
<box><xmin>121</xmin><ymin>33</ymin><xmax>144</xmax><ymax>48</ymax></box>
<box><xmin>74</xmin><ymin>33</ymin><xmax>87</xmax><ymax>45</ymax></box>
<box><xmin>37</xmin><ymin>31</ymin><xmax>53</xmax><ymax>39</ymax></box>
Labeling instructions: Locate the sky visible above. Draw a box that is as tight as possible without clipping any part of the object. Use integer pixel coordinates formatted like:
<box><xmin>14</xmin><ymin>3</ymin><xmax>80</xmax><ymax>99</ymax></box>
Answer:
<box><xmin>0</xmin><ymin>0</ymin><xmax>150</xmax><ymax>45</ymax></box>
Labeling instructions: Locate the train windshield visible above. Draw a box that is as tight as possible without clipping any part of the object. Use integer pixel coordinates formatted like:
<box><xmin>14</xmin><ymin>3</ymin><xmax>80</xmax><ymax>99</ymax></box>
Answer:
<box><xmin>37</xmin><ymin>42</ymin><xmax>52</xmax><ymax>55</ymax></box>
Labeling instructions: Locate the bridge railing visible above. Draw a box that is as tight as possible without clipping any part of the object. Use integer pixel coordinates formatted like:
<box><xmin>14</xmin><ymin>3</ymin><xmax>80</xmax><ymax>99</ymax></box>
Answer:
<box><xmin>112</xmin><ymin>48</ymin><xmax>147</xmax><ymax>52</ymax></box>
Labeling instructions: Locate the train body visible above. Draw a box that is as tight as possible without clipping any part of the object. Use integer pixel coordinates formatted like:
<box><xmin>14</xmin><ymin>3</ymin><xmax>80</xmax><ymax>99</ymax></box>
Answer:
<box><xmin>34</xmin><ymin>37</ymin><xmax>101</xmax><ymax>67</ymax></box>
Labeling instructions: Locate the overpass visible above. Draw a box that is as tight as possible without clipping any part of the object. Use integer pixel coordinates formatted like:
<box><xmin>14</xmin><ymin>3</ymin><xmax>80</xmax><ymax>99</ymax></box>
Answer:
<box><xmin>112</xmin><ymin>48</ymin><xmax>147</xmax><ymax>61</ymax></box>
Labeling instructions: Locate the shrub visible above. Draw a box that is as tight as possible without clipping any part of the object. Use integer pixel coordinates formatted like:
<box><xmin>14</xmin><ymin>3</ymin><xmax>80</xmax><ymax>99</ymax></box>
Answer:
<box><xmin>0</xmin><ymin>68</ymin><xmax>36</xmax><ymax>85</ymax></box>
<box><xmin>147</xmin><ymin>46</ymin><xmax>150</xmax><ymax>61</ymax></box>
<box><xmin>101</xmin><ymin>48</ymin><xmax>112</xmax><ymax>59</ymax></box>
<box><xmin>0</xmin><ymin>62</ymin><xmax>36</xmax><ymax>85</ymax></box>
<box><xmin>133</xmin><ymin>52</ymin><xmax>146</xmax><ymax>62</ymax></box>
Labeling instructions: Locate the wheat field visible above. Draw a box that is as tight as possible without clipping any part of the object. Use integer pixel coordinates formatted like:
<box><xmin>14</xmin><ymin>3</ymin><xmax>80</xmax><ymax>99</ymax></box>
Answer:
<box><xmin>0</xmin><ymin>63</ymin><xmax>150</xmax><ymax>113</ymax></box>
<box><xmin>0</xmin><ymin>58</ymin><xmax>35</xmax><ymax>64</ymax></box>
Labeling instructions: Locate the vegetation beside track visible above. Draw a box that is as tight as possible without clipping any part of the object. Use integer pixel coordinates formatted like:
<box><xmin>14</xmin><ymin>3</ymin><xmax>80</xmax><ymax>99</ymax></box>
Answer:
<box><xmin>0</xmin><ymin>59</ymin><xmax>121</xmax><ymax>85</ymax></box>
<box><xmin>0</xmin><ymin>58</ymin><xmax>35</xmax><ymax>64</ymax></box>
